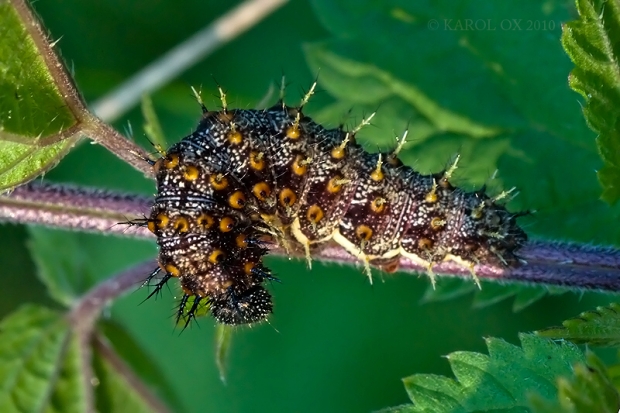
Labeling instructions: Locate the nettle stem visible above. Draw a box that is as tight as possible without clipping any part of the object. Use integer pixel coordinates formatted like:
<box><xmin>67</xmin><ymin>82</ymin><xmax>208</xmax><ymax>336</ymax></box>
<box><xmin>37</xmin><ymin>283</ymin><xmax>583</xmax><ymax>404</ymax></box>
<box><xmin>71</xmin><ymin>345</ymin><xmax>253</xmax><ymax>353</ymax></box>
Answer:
<box><xmin>2</xmin><ymin>181</ymin><xmax>620</xmax><ymax>293</ymax></box>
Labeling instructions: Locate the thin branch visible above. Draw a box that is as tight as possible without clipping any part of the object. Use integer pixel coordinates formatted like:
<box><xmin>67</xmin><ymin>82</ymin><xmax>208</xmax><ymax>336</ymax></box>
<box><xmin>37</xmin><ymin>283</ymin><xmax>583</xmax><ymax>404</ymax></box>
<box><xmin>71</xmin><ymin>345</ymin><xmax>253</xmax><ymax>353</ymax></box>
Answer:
<box><xmin>76</xmin><ymin>324</ymin><xmax>96</xmax><ymax>413</ymax></box>
<box><xmin>67</xmin><ymin>259</ymin><xmax>157</xmax><ymax>343</ymax></box>
<box><xmin>90</xmin><ymin>0</ymin><xmax>288</xmax><ymax>123</ymax></box>
<box><xmin>92</xmin><ymin>333</ymin><xmax>172</xmax><ymax>413</ymax></box>
<box><xmin>83</xmin><ymin>120</ymin><xmax>156</xmax><ymax>178</ymax></box>
<box><xmin>66</xmin><ymin>259</ymin><xmax>157</xmax><ymax>413</ymax></box>
<box><xmin>0</xmin><ymin>181</ymin><xmax>152</xmax><ymax>237</ymax></box>
<box><xmin>4</xmin><ymin>182</ymin><xmax>620</xmax><ymax>292</ymax></box>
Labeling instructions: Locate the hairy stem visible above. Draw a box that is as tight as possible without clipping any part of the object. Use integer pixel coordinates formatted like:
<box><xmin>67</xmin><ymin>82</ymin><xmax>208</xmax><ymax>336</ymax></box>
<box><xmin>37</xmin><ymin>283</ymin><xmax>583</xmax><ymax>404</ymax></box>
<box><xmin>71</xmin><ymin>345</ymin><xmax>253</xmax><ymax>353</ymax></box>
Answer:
<box><xmin>92</xmin><ymin>333</ymin><xmax>172</xmax><ymax>413</ymax></box>
<box><xmin>0</xmin><ymin>181</ymin><xmax>152</xmax><ymax>237</ymax></box>
<box><xmin>84</xmin><ymin>119</ymin><xmax>156</xmax><ymax>178</ymax></box>
<box><xmin>3</xmin><ymin>181</ymin><xmax>620</xmax><ymax>292</ymax></box>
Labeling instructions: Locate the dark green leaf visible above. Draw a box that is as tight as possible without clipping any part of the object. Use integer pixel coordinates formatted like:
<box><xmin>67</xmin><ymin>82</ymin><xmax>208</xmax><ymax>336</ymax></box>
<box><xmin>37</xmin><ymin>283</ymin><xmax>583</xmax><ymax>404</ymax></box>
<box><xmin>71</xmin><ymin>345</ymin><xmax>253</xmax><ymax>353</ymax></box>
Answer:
<box><xmin>561</xmin><ymin>0</ymin><xmax>620</xmax><ymax>203</ymax></box>
<box><xmin>305</xmin><ymin>41</ymin><xmax>509</xmax><ymax>139</ymax></box>
<box><xmin>307</xmin><ymin>0</ymin><xmax>620</xmax><ymax>251</ymax></box>
<box><xmin>537</xmin><ymin>302</ymin><xmax>620</xmax><ymax>346</ymax></box>
<box><xmin>27</xmin><ymin>228</ymin><xmax>97</xmax><ymax>307</ymax></box>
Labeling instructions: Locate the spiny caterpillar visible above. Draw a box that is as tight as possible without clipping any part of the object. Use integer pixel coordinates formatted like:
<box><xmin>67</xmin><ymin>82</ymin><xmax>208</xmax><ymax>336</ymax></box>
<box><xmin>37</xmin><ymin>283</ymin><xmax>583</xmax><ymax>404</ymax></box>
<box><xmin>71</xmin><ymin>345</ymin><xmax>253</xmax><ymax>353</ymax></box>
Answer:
<box><xmin>137</xmin><ymin>83</ymin><xmax>527</xmax><ymax>326</ymax></box>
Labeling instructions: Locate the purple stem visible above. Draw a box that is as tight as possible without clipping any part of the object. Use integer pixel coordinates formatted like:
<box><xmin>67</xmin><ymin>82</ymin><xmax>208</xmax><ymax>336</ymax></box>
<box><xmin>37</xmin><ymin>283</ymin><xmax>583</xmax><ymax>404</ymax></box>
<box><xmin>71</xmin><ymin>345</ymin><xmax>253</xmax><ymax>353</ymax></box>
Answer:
<box><xmin>67</xmin><ymin>259</ymin><xmax>160</xmax><ymax>413</ymax></box>
<box><xmin>0</xmin><ymin>181</ymin><xmax>153</xmax><ymax>237</ymax></box>
<box><xmin>3</xmin><ymin>181</ymin><xmax>620</xmax><ymax>292</ymax></box>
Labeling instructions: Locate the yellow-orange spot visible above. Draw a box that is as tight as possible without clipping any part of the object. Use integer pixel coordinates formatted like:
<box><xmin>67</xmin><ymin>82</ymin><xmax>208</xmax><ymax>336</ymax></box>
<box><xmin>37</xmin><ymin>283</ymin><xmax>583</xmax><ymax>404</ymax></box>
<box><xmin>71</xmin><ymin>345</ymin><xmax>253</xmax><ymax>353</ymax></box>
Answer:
<box><xmin>370</xmin><ymin>168</ymin><xmax>384</xmax><ymax>182</ymax></box>
<box><xmin>250</xmin><ymin>151</ymin><xmax>265</xmax><ymax>171</ymax></box>
<box><xmin>331</xmin><ymin>146</ymin><xmax>345</xmax><ymax>160</ymax></box>
<box><xmin>219</xmin><ymin>217</ymin><xmax>235</xmax><ymax>233</ymax></box>
<box><xmin>292</xmin><ymin>154</ymin><xmax>308</xmax><ymax>176</ymax></box>
<box><xmin>355</xmin><ymin>225</ymin><xmax>373</xmax><ymax>241</ymax></box>
<box><xmin>228</xmin><ymin>131</ymin><xmax>243</xmax><ymax>145</ymax></box>
<box><xmin>306</xmin><ymin>205</ymin><xmax>324</xmax><ymax>224</ymax></box>
<box><xmin>425</xmin><ymin>191</ymin><xmax>438</xmax><ymax>203</ymax></box>
<box><xmin>221</xmin><ymin>280</ymin><xmax>234</xmax><ymax>289</ymax></box>
<box><xmin>252</xmin><ymin>182</ymin><xmax>271</xmax><ymax>201</ymax></box>
<box><xmin>173</xmin><ymin>216</ymin><xmax>189</xmax><ymax>233</ymax></box>
<box><xmin>210</xmin><ymin>174</ymin><xmax>229</xmax><ymax>190</ymax></box>
<box><xmin>197</xmin><ymin>214</ymin><xmax>214</xmax><ymax>229</ymax></box>
<box><xmin>327</xmin><ymin>176</ymin><xmax>343</xmax><ymax>193</ymax></box>
<box><xmin>431</xmin><ymin>217</ymin><xmax>446</xmax><ymax>230</ymax></box>
<box><xmin>418</xmin><ymin>238</ymin><xmax>433</xmax><ymax>250</ymax></box>
<box><xmin>147</xmin><ymin>221</ymin><xmax>156</xmax><ymax>233</ymax></box>
<box><xmin>155</xmin><ymin>213</ymin><xmax>169</xmax><ymax>228</ymax></box>
<box><xmin>165</xmin><ymin>264</ymin><xmax>180</xmax><ymax>277</ymax></box>
<box><xmin>286</xmin><ymin>125</ymin><xmax>301</xmax><ymax>139</ymax></box>
<box><xmin>163</xmin><ymin>154</ymin><xmax>179</xmax><ymax>169</ymax></box>
<box><xmin>426</xmin><ymin>179</ymin><xmax>438</xmax><ymax>203</ymax></box>
<box><xmin>370</xmin><ymin>197</ymin><xmax>386</xmax><ymax>214</ymax></box>
<box><xmin>244</xmin><ymin>262</ymin><xmax>255</xmax><ymax>275</ymax></box>
<box><xmin>229</xmin><ymin>191</ymin><xmax>246</xmax><ymax>209</ymax></box>
<box><xmin>236</xmin><ymin>234</ymin><xmax>248</xmax><ymax>248</ymax></box>
<box><xmin>209</xmin><ymin>250</ymin><xmax>225</xmax><ymax>264</ymax></box>
<box><xmin>279</xmin><ymin>188</ymin><xmax>297</xmax><ymax>207</ymax></box>
<box><xmin>183</xmin><ymin>165</ymin><xmax>200</xmax><ymax>181</ymax></box>
<box><xmin>370</xmin><ymin>155</ymin><xmax>384</xmax><ymax>181</ymax></box>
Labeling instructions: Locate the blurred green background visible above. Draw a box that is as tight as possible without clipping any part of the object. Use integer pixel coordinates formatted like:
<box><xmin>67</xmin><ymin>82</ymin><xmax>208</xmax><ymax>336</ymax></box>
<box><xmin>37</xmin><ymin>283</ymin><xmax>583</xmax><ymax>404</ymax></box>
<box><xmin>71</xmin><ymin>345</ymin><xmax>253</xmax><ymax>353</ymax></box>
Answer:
<box><xmin>2</xmin><ymin>0</ymin><xmax>619</xmax><ymax>412</ymax></box>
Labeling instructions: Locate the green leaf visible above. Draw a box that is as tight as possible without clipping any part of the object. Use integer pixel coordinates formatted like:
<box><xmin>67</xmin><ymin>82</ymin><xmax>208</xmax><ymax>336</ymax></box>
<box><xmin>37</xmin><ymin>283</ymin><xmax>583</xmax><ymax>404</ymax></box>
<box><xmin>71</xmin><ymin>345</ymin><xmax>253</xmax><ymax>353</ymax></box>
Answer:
<box><xmin>27</xmin><ymin>228</ymin><xmax>97</xmax><ymax>307</ymax></box>
<box><xmin>0</xmin><ymin>1</ymin><xmax>84</xmax><ymax>190</ymax></box>
<box><xmin>537</xmin><ymin>302</ymin><xmax>620</xmax><ymax>346</ymax></box>
<box><xmin>0</xmin><ymin>305</ymin><xmax>86</xmax><ymax>413</ymax></box>
<box><xmin>387</xmin><ymin>334</ymin><xmax>584</xmax><ymax>412</ymax></box>
<box><xmin>529</xmin><ymin>351</ymin><xmax>620</xmax><ymax>413</ymax></box>
<box><xmin>561</xmin><ymin>0</ymin><xmax>620</xmax><ymax>203</ymax></box>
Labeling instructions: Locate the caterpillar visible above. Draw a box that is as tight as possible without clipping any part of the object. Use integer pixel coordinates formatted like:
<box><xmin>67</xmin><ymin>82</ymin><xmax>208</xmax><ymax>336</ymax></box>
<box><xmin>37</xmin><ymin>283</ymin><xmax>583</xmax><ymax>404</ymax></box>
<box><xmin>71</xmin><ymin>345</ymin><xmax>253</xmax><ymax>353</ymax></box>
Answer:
<box><xmin>139</xmin><ymin>84</ymin><xmax>527</xmax><ymax>326</ymax></box>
